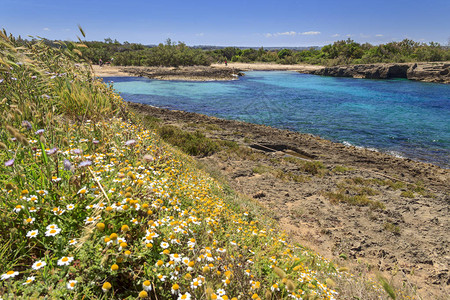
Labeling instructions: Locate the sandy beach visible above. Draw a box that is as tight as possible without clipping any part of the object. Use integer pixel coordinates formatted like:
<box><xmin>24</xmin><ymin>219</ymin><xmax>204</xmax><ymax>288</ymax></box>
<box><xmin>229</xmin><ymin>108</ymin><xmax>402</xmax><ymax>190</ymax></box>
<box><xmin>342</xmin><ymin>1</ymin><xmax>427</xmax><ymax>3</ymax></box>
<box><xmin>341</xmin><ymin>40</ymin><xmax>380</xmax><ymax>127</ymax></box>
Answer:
<box><xmin>214</xmin><ymin>62</ymin><xmax>323</xmax><ymax>71</ymax></box>
<box><xmin>92</xmin><ymin>63</ymin><xmax>324</xmax><ymax>81</ymax></box>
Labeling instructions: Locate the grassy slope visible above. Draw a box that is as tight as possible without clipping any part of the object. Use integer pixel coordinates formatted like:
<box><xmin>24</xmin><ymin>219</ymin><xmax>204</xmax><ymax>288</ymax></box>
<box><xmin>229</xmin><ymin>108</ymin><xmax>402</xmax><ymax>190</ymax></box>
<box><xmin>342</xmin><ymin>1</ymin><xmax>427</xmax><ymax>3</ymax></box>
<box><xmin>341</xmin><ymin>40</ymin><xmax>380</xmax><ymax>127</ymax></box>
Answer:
<box><xmin>0</xmin><ymin>32</ymin><xmax>389</xmax><ymax>299</ymax></box>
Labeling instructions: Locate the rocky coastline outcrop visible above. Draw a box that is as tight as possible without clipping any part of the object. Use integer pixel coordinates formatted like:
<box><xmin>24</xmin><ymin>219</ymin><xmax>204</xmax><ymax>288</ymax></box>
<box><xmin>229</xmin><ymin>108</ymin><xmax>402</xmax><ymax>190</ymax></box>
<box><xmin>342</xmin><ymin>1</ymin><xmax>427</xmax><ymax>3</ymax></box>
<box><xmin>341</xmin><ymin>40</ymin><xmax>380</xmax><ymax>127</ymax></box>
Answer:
<box><xmin>305</xmin><ymin>62</ymin><xmax>450</xmax><ymax>84</ymax></box>
<box><xmin>116</xmin><ymin>65</ymin><xmax>244</xmax><ymax>81</ymax></box>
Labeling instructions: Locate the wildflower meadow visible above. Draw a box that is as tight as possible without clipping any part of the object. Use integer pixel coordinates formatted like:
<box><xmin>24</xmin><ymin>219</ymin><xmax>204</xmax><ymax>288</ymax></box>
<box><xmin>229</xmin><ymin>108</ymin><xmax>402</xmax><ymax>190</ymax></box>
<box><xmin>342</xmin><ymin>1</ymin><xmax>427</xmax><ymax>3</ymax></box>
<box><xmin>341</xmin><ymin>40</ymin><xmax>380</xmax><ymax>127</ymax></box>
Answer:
<box><xmin>0</xmin><ymin>29</ymin><xmax>386</xmax><ymax>299</ymax></box>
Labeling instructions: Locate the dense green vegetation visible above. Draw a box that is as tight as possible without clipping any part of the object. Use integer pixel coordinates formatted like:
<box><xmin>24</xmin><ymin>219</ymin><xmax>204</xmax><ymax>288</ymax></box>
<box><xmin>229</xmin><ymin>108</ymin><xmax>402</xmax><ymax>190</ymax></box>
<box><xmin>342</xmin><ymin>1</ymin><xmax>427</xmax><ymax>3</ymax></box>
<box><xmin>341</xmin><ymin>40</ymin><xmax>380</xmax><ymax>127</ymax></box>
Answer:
<box><xmin>81</xmin><ymin>38</ymin><xmax>211</xmax><ymax>66</ymax></box>
<box><xmin>77</xmin><ymin>38</ymin><xmax>450</xmax><ymax>66</ymax></box>
<box><xmin>13</xmin><ymin>34</ymin><xmax>450</xmax><ymax>67</ymax></box>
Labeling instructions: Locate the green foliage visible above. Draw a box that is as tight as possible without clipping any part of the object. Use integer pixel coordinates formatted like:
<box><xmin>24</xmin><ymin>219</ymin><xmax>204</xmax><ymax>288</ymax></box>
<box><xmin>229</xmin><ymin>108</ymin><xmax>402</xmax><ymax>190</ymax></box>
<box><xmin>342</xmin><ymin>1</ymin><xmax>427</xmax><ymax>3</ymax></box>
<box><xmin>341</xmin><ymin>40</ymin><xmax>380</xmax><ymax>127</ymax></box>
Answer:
<box><xmin>12</xmin><ymin>34</ymin><xmax>450</xmax><ymax>67</ymax></box>
<box><xmin>282</xmin><ymin>157</ymin><xmax>327</xmax><ymax>176</ymax></box>
<box><xmin>224</xmin><ymin>38</ymin><xmax>450</xmax><ymax>65</ymax></box>
<box><xmin>400</xmin><ymin>190</ymin><xmax>415</xmax><ymax>198</ymax></box>
<box><xmin>332</xmin><ymin>165</ymin><xmax>353</xmax><ymax>173</ymax></box>
<box><xmin>384</xmin><ymin>223</ymin><xmax>401</xmax><ymax>235</ymax></box>
<box><xmin>377</xmin><ymin>275</ymin><xmax>397</xmax><ymax>299</ymax></box>
<box><xmin>80</xmin><ymin>39</ymin><xmax>211</xmax><ymax>67</ymax></box>
<box><xmin>278</xmin><ymin>49</ymin><xmax>293</xmax><ymax>59</ymax></box>
<box><xmin>156</xmin><ymin>125</ymin><xmax>220</xmax><ymax>157</ymax></box>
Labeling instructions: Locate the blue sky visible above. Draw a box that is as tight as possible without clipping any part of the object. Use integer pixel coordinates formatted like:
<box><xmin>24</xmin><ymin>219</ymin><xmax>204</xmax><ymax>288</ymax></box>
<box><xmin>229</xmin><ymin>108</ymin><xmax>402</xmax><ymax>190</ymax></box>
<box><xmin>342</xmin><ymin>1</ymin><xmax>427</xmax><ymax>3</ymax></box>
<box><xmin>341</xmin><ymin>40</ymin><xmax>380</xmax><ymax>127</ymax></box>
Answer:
<box><xmin>1</xmin><ymin>0</ymin><xmax>449</xmax><ymax>46</ymax></box>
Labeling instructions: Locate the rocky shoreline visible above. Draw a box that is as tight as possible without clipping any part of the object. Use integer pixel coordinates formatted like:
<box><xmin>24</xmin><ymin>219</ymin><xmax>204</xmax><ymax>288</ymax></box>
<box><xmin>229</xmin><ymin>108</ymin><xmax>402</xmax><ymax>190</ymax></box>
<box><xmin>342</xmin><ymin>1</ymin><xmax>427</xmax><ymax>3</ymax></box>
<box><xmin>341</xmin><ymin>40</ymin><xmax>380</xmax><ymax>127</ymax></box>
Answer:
<box><xmin>93</xmin><ymin>63</ymin><xmax>322</xmax><ymax>81</ymax></box>
<box><xmin>116</xmin><ymin>65</ymin><xmax>244</xmax><ymax>81</ymax></box>
<box><xmin>304</xmin><ymin>61</ymin><xmax>450</xmax><ymax>84</ymax></box>
<box><xmin>93</xmin><ymin>62</ymin><xmax>450</xmax><ymax>84</ymax></box>
<box><xmin>129</xmin><ymin>102</ymin><xmax>449</xmax><ymax>299</ymax></box>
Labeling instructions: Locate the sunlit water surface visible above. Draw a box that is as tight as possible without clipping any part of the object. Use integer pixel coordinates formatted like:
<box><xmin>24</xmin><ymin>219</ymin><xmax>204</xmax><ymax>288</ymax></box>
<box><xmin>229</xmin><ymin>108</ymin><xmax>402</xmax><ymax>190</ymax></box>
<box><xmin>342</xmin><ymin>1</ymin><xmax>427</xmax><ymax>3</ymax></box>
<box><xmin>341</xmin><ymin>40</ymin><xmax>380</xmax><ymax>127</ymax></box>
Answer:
<box><xmin>104</xmin><ymin>71</ymin><xmax>450</xmax><ymax>168</ymax></box>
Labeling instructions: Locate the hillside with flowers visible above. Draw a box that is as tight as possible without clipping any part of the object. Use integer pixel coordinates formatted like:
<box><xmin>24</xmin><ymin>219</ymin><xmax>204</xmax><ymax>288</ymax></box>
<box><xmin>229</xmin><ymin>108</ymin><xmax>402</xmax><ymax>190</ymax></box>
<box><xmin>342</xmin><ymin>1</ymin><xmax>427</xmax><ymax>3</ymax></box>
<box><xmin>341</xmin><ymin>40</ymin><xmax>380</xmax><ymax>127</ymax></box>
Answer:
<box><xmin>0</xmin><ymin>30</ymin><xmax>394</xmax><ymax>299</ymax></box>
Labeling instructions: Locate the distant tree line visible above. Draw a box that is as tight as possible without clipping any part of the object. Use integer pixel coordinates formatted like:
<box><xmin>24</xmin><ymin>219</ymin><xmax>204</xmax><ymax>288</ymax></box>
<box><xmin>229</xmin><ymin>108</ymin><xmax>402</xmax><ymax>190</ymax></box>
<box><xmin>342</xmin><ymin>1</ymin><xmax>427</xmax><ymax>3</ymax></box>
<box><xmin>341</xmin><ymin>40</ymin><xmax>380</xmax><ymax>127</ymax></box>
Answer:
<box><xmin>209</xmin><ymin>39</ymin><xmax>450</xmax><ymax>66</ymax></box>
<box><xmin>12</xmin><ymin>35</ymin><xmax>450</xmax><ymax>67</ymax></box>
<box><xmin>79</xmin><ymin>38</ymin><xmax>211</xmax><ymax>66</ymax></box>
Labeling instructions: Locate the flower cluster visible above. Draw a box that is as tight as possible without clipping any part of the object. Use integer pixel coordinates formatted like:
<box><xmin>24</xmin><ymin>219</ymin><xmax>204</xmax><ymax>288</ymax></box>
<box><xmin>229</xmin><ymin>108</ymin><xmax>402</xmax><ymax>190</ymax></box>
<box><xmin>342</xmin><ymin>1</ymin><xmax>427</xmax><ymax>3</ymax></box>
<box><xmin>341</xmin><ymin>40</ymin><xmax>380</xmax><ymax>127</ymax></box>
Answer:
<box><xmin>0</xmin><ymin>37</ymin><xmax>374</xmax><ymax>298</ymax></box>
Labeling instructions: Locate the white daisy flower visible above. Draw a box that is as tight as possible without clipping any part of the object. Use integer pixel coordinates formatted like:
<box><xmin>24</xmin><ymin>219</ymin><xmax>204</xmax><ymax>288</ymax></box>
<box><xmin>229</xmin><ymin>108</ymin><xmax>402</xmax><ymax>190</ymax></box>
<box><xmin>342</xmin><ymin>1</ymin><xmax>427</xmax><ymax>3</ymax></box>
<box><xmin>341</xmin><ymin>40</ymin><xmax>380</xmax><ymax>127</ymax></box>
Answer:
<box><xmin>31</xmin><ymin>260</ymin><xmax>46</xmax><ymax>270</ymax></box>
<box><xmin>143</xmin><ymin>280</ymin><xmax>152</xmax><ymax>291</ymax></box>
<box><xmin>26</xmin><ymin>229</ymin><xmax>39</xmax><ymax>238</ymax></box>
<box><xmin>23</xmin><ymin>276</ymin><xmax>35</xmax><ymax>285</ymax></box>
<box><xmin>57</xmin><ymin>256</ymin><xmax>74</xmax><ymax>266</ymax></box>
<box><xmin>24</xmin><ymin>217</ymin><xmax>35</xmax><ymax>224</ymax></box>
<box><xmin>46</xmin><ymin>224</ymin><xmax>59</xmax><ymax>230</ymax></box>
<box><xmin>67</xmin><ymin>280</ymin><xmax>77</xmax><ymax>290</ymax></box>
<box><xmin>36</xmin><ymin>189</ymin><xmax>48</xmax><ymax>196</ymax></box>
<box><xmin>77</xmin><ymin>187</ymin><xmax>88</xmax><ymax>195</ymax></box>
<box><xmin>84</xmin><ymin>216</ymin><xmax>95</xmax><ymax>224</ymax></box>
<box><xmin>178</xmin><ymin>292</ymin><xmax>192</xmax><ymax>300</ymax></box>
<box><xmin>1</xmin><ymin>271</ymin><xmax>19</xmax><ymax>280</ymax></box>
<box><xmin>45</xmin><ymin>227</ymin><xmax>61</xmax><ymax>236</ymax></box>
<box><xmin>13</xmin><ymin>205</ymin><xmax>24</xmax><ymax>213</ymax></box>
<box><xmin>28</xmin><ymin>195</ymin><xmax>39</xmax><ymax>203</ymax></box>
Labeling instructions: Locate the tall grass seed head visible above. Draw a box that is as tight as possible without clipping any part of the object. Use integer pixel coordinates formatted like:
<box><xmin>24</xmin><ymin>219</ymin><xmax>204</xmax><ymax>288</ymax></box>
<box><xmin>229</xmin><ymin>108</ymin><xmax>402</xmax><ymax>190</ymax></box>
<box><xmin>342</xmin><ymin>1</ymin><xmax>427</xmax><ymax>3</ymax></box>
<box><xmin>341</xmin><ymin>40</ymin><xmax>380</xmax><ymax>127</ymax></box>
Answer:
<box><xmin>273</xmin><ymin>266</ymin><xmax>286</xmax><ymax>279</ymax></box>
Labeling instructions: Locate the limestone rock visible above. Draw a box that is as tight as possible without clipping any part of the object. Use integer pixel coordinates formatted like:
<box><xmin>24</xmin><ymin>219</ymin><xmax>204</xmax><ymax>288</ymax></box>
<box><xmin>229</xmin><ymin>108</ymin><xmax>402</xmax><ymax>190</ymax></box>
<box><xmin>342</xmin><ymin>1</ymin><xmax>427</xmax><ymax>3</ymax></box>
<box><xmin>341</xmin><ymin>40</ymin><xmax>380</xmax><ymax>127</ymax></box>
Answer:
<box><xmin>304</xmin><ymin>62</ymin><xmax>450</xmax><ymax>84</ymax></box>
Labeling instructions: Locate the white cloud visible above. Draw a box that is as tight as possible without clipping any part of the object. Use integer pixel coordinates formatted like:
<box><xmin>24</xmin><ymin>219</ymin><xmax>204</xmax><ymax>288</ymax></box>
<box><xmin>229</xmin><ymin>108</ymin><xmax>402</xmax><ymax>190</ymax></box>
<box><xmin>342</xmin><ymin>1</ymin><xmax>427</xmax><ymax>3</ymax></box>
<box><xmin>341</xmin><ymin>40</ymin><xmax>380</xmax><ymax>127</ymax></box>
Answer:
<box><xmin>332</xmin><ymin>33</ymin><xmax>340</xmax><ymax>37</ymax></box>
<box><xmin>43</xmin><ymin>28</ymin><xmax>50</xmax><ymax>31</ymax></box>
<box><xmin>375</xmin><ymin>34</ymin><xmax>384</xmax><ymax>37</ymax></box>
<box><xmin>195</xmin><ymin>33</ymin><xmax>204</xmax><ymax>37</ymax></box>
<box><xmin>301</xmin><ymin>31</ymin><xmax>320</xmax><ymax>35</ymax></box>
<box><xmin>279</xmin><ymin>31</ymin><xmax>297</xmax><ymax>36</ymax></box>
<box><xmin>264</xmin><ymin>30</ymin><xmax>320</xmax><ymax>38</ymax></box>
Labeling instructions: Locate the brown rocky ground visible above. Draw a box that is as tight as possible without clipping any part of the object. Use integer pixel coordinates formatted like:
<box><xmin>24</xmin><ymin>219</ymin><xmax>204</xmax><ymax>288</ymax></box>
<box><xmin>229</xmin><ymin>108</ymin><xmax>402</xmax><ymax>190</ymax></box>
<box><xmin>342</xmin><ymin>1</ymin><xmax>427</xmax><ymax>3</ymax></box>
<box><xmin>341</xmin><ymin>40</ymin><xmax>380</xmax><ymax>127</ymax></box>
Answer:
<box><xmin>129</xmin><ymin>102</ymin><xmax>449</xmax><ymax>299</ymax></box>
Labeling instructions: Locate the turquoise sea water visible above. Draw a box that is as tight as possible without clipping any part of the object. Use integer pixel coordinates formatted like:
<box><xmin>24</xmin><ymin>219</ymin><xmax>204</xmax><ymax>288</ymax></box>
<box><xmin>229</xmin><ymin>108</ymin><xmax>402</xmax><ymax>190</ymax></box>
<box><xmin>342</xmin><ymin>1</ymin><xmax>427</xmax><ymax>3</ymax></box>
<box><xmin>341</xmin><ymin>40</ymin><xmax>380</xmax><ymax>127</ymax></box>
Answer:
<box><xmin>104</xmin><ymin>71</ymin><xmax>450</xmax><ymax>168</ymax></box>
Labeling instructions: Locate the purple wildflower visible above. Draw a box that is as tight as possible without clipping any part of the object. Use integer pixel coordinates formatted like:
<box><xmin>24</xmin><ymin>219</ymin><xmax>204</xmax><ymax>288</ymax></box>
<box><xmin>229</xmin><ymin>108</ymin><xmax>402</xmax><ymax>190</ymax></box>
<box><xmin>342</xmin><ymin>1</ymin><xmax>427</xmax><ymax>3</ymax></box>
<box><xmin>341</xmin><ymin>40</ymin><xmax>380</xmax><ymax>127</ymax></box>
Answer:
<box><xmin>22</xmin><ymin>120</ymin><xmax>32</xmax><ymax>130</ymax></box>
<box><xmin>46</xmin><ymin>148</ymin><xmax>58</xmax><ymax>155</ymax></box>
<box><xmin>78</xmin><ymin>160</ymin><xmax>92</xmax><ymax>168</ymax></box>
<box><xmin>31</xmin><ymin>76</ymin><xmax>37</xmax><ymax>79</ymax></box>
<box><xmin>5</xmin><ymin>159</ymin><xmax>14</xmax><ymax>167</ymax></box>
<box><xmin>63</xmin><ymin>159</ymin><xmax>72</xmax><ymax>171</ymax></box>
<box><xmin>72</xmin><ymin>149</ymin><xmax>82</xmax><ymax>155</ymax></box>
<box><xmin>92</xmin><ymin>139</ymin><xmax>99</xmax><ymax>144</ymax></box>
<box><xmin>42</xmin><ymin>94</ymin><xmax>51</xmax><ymax>99</ymax></box>
<box><xmin>125</xmin><ymin>139</ymin><xmax>136</xmax><ymax>146</ymax></box>
<box><xmin>0</xmin><ymin>79</ymin><xmax>3</xmax><ymax>84</ymax></box>
<box><xmin>35</xmin><ymin>129</ymin><xmax>44</xmax><ymax>135</ymax></box>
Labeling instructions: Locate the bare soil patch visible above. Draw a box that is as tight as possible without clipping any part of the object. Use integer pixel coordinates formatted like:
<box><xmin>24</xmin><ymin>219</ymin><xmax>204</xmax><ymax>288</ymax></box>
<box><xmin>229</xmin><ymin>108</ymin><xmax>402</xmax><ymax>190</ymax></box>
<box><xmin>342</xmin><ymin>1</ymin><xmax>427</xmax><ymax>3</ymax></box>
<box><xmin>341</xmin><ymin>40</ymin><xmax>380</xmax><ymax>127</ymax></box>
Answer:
<box><xmin>129</xmin><ymin>102</ymin><xmax>449</xmax><ymax>299</ymax></box>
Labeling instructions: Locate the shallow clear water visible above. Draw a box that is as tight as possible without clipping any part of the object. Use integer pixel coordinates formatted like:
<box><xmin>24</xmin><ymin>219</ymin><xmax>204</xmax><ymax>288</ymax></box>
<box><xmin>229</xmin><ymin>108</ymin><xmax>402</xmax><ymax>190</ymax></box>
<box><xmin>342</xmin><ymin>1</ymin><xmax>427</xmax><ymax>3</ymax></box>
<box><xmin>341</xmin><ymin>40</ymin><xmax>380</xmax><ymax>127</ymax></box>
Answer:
<box><xmin>104</xmin><ymin>71</ymin><xmax>450</xmax><ymax>168</ymax></box>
